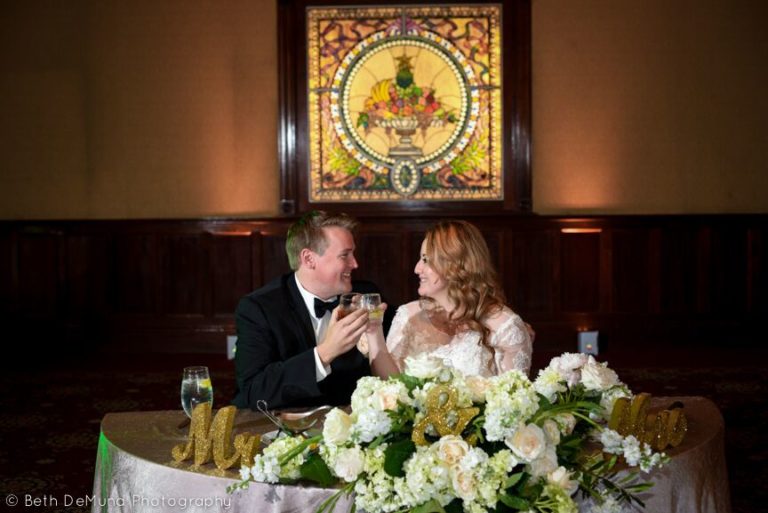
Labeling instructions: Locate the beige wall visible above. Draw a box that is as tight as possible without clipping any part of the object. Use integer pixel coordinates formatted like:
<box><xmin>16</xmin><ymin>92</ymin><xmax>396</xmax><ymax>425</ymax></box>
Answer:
<box><xmin>533</xmin><ymin>0</ymin><xmax>768</xmax><ymax>214</ymax></box>
<box><xmin>1</xmin><ymin>0</ymin><xmax>766</xmax><ymax>219</ymax></box>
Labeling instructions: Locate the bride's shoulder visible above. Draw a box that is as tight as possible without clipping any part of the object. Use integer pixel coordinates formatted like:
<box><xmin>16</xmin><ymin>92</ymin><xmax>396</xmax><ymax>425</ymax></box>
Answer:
<box><xmin>483</xmin><ymin>305</ymin><xmax>523</xmax><ymax>331</ymax></box>
<box><xmin>395</xmin><ymin>300</ymin><xmax>422</xmax><ymax>317</ymax></box>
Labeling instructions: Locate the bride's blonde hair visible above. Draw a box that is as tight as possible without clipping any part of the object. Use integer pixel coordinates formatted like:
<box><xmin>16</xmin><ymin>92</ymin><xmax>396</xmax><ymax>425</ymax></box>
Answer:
<box><xmin>423</xmin><ymin>220</ymin><xmax>507</xmax><ymax>346</ymax></box>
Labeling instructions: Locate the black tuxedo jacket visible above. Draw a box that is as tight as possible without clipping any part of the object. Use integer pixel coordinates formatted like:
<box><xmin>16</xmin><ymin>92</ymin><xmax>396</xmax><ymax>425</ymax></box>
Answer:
<box><xmin>232</xmin><ymin>273</ymin><xmax>392</xmax><ymax>410</ymax></box>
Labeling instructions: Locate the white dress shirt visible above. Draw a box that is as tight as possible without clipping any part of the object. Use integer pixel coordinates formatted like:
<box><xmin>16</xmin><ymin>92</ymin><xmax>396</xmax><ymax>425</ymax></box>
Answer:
<box><xmin>294</xmin><ymin>274</ymin><xmax>334</xmax><ymax>381</ymax></box>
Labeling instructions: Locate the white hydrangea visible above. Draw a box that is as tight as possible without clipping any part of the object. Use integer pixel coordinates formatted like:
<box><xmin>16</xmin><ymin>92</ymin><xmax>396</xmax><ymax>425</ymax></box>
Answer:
<box><xmin>398</xmin><ymin>445</ymin><xmax>453</xmax><ymax>508</ymax></box>
<box><xmin>353</xmin><ymin>444</ymin><xmax>404</xmax><ymax>513</ymax></box>
<box><xmin>247</xmin><ymin>434</ymin><xmax>307</xmax><ymax>482</ymax></box>
<box><xmin>484</xmin><ymin>370</ymin><xmax>539</xmax><ymax>442</ymax></box>
<box><xmin>533</xmin><ymin>367</ymin><xmax>567</xmax><ymax>402</ymax></box>
<box><xmin>352</xmin><ymin>408</ymin><xmax>392</xmax><ymax>443</ymax></box>
<box><xmin>597</xmin><ymin>385</ymin><xmax>632</xmax><ymax>421</ymax></box>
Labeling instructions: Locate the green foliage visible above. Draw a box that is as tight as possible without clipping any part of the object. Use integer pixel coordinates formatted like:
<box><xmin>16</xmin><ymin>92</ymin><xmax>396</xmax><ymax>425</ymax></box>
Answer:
<box><xmin>383</xmin><ymin>438</ymin><xmax>416</xmax><ymax>477</ymax></box>
<box><xmin>300</xmin><ymin>452</ymin><xmax>336</xmax><ymax>487</ymax></box>
<box><xmin>410</xmin><ymin>499</ymin><xmax>446</xmax><ymax>513</ymax></box>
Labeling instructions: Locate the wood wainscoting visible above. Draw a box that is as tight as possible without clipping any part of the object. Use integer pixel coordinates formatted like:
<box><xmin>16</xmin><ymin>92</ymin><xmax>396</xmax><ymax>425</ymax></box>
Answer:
<box><xmin>1</xmin><ymin>215</ymin><xmax>765</xmax><ymax>358</ymax></box>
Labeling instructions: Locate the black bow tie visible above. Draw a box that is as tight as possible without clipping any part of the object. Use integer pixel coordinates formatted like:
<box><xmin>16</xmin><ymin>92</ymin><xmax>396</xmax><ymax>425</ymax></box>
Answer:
<box><xmin>313</xmin><ymin>297</ymin><xmax>339</xmax><ymax>318</ymax></box>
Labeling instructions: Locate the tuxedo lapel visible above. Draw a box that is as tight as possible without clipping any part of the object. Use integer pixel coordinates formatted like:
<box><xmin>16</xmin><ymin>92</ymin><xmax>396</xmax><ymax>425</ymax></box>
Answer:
<box><xmin>284</xmin><ymin>274</ymin><xmax>317</xmax><ymax>349</ymax></box>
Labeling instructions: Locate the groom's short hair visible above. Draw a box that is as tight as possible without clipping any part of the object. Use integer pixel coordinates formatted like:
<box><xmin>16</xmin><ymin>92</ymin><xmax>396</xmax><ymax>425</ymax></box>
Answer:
<box><xmin>285</xmin><ymin>210</ymin><xmax>358</xmax><ymax>270</ymax></box>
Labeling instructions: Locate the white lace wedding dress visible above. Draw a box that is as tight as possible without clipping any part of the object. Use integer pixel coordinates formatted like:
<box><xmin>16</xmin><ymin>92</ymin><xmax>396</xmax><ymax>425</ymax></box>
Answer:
<box><xmin>386</xmin><ymin>300</ymin><xmax>533</xmax><ymax>377</ymax></box>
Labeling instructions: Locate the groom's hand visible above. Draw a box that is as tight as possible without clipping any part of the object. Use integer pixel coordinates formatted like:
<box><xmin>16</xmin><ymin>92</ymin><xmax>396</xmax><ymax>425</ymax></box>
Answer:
<box><xmin>317</xmin><ymin>307</ymin><xmax>369</xmax><ymax>365</ymax></box>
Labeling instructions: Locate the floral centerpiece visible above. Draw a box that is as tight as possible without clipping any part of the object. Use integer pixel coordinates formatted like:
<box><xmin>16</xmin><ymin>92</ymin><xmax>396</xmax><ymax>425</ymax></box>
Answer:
<box><xmin>230</xmin><ymin>353</ymin><xmax>669</xmax><ymax>513</ymax></box>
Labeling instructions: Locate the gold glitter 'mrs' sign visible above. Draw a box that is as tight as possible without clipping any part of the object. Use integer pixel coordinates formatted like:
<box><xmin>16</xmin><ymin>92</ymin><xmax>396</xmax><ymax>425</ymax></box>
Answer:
<box><xmin>171</xmin><ymin>403</ymin><xmax>260</xmax><ymax>470</ymax></box>
<box><xmin>608</xmin><ymin>393</ymin><xmax>688</xmax><ymax>452</ymax></box>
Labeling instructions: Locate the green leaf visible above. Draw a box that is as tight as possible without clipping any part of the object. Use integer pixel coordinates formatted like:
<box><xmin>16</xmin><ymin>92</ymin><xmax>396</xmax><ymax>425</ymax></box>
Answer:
<box><xmin>299</xmin><ymin>453</ymin><xmax>336</xmax><ymax>487</ymax></box>
<box><xmin>444</xmin><ymin>499</ymin><xmax>463</xmax><ymax>513</ymax></box>
<box><xmin>384</xmin><ymin>438</ymin><xmax>416</xmax><ymax>477</ymax></box>
<box><xmin>503</xmin><ymin>472</ymin><xmax>524</xmax><ymax>488</ymax></box>
<box><xmin>410</xmin><ymin>499</ymin><xmax>446</xmax><ymax>513</ymax></box>
<box><xmin>396</xmin><ymin>373</ymin><xmax>423</xmax><ymax>392</ymax></box>
<box><xmin>499</xmin><ymin>493</ymin><xmax>529</xmax><ymax>510</ymax></box>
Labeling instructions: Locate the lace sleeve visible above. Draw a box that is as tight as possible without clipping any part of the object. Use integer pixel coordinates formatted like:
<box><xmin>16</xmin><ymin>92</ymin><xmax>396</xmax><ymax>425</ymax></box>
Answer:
<box><xmin>489</xmin><ymin>312</ymin><xmax>533</xmax><ymax>376</ymax></box>
<box><xmin>385</xmin><ymin>305</ymin><xmax>410</xmax><ymax>371</ymax></box>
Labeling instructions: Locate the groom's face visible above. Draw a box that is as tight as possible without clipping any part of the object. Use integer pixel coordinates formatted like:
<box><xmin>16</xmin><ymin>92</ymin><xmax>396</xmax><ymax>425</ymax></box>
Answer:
<box><xmin>311</xmin><ymin>226</ymin><xmax>358</xmax><ymax>299</ymax></box>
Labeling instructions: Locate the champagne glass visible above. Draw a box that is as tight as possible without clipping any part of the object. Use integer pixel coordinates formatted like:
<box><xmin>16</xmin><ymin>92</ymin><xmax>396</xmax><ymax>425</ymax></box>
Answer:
<box><xmin>360</xmin><ymin>293</ymin><xmax>383</xmax><ymax>326</ymax></box>
<box><xmin>337</xmin><ymin>293</ymin><xmax>360</xmax><ymax>320</ymax></box>
<box><xmin>181</xmin><ymin>366</ymin><xmax>213</xmax><ymax>418</ymax></box>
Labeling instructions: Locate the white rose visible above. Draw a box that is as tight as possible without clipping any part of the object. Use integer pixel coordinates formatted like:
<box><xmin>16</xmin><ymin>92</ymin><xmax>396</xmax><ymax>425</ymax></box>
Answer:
<box><xmin>528</xmin><ymin>446</ymin><xmax>558</xmax><ymax>477</ymax></box>
<box><xmin>581</xmin><ymin>361</ymin><xmax>619</xmax><ymax>391</ymax></box>
<box><xmin>332</xmin><ymin>447</ymin><xmax>365</xmax><ymax>482</ymax></box>
<box><xmin>322</xmin><ymin>408</ymin><xmax>352</xmax><ymax>445</ymax></box>
<box><xmin>437</xmin><ymin>435</ymin><xmax>470</xmax><ymax>466</ymax></box>
<box><xmin>375</xmin><ymin>383</ymin><xmax>404</xmax><ymax>411</ymax></box>
<box><xmin>451</xmin><ymin>468</ymin><xmax>477</xmax><ymax>500</ymax></box>
<box><xmin>505</xmin><ymin>424</ymin><xmax>546</xmax><ymax>462</ymax></box>
<box><xmin>404</xmin><ymin>353</ymin><xmax>443</xmax><ymax>379</ymax></box>
<box><xmin>550</xmin><ymin>353</ymin><xmax>590</xmax><ymax>387</ymax></box>
<box><xmin>548</xmin><ymin>466</ymin><xmax>578</xmax><ymax>495</ymax></box>
<box><xmin>465</xmin><ymin>376</ymin><xmax>490</xmax><ymax>403</ymax></box>
<box><xmin>554</xmin><ymin>413</ymin><xmax>577</xmax><ymax>435</ymax></box>
<box><xmin>542</xmin><ymin>419</ymin><xmax>561</xmax><ymax>445</ymax></box>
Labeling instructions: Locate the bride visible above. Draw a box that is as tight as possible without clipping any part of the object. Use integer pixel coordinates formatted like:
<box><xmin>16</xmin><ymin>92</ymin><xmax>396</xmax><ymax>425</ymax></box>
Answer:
<box><xmin>366</xmin><ymin>220</ymin><xmax>533</xmax><ymax>378</ymax></box>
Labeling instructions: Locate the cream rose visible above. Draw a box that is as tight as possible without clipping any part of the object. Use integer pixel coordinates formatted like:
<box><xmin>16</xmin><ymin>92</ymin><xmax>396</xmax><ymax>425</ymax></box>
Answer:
<box><xmin>332</xmin><ymin>447</ymin><xmax>364</xmax><ymax>482</ymax></box>
<box><xmin>548</xmin><ymin>466</ymin><xmax>578</xmax><ymax>495</ymax></box>
<box><xmin>322</xmin><ymin>408</ymin><xmax>352</xmax><ymax>445</ymax></box>
<box><xmin>451</xmin><ymin>468</ymin><xmax>477</xmax><ymax>500</ymax></box>
<box><xmin>375</xmin><ymin>383</ymin><xmax>404</xmax><ymax>411</ymax></box>
<box><xmin>465</xmin><ymin>375</ymin><xmax>490</xmax><ymax>403</ymax></box>
<box><xmin>404</xmin><ymin>353</ymin><xmax>443</xmax><ymax>379</ymax></box>
<box><xmin>581</xmin><ymin>360</ymin><xmax>619</xmax><ymax>391</ymax></box>
<box><xmin>542</xmin><ymin>419</ymin><xmax>561</xmax><ymax>445</ymax></box>
<box><xmin>437</xmin><ymin>435</ymin><xmax>470</xmax><ymax>466</ymax></box>
<box><xmin>528</xmin><ymin>445</ymin><xmax>558</xmax><ymax>477</ymax></box>
<box><xmin>554</xmin><ymin>413</ymin><xmax>577</xmax><ymax>435</ymax></box>
<box><xmin>505</xmin><ymin>423</ymin><xmax>546</xmax><ymax>462</ymax></box>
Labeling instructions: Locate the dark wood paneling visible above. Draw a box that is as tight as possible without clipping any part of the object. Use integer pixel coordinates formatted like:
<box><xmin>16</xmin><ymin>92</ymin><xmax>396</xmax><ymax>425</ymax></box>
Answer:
<box><xmin>612</xmin><ymin>229</ymin><xmax>650</xmax><ymax>313</ymax></box>
<box><xmin>1</xmin><ymin>215</ymin><xmax>765</xmax><ymax>354</ymax></box>
<box><xmin>660</xmin><ymin>227</ymin><xmax>699</xmax><ymax>313</ymax></box>
<box><xmin>709</xmin><ymin>226</ymin><xmax>748</xmax><ymax>314</ymax></box>
<box><xmin>66</xmin><ymin>234</ymin><xmax>111</xmax><ymax>315</ymax></box>
<box><xmin>17</xmin><ymin>232</ymin><xmax>60</xmax><ymax>317</ymax></box>
<box><xmin>560</xmin><ymin>232</ymin><xmax>600</xmax><ymax>312</ymax></box>
<box><xmin>356</xmin><ymin>233</ymin><xmax>404</xmax><ymax>307</ymax></box>
<box><xmin>261</xmin><ymin>235</ymin><xmax>291</xmax><ymax>286</ymax></box>
<box><xmin>505</xmin><ymin>230</ymin><xmax>554</xmax><ymax>314</ymax></box>
<box><xmin>166</xmin><ymin>234</ymin><xmax>207</xmax><ymax>316</ymax></box>
<box><xmin>0</xmin><ymin>230</ymin><xmax>13</xmax><ymax>313</ymax></box>
<box><xmin>747</xmin><ymin>228</ymin><xmax>766</xmax><ymax>313</ymax></box>
<box><xmin>211</xmin><ymin>233</ymin><xmax>254</xmax><ymax>316</ymax></box>
<box><xmin>115</xmin><ymin>234</ymin><xmax>162</xmax><ymax>314</ymax></box>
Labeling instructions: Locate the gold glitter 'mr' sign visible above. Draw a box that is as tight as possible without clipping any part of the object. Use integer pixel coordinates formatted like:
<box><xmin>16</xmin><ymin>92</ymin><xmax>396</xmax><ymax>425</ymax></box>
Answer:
<box><xmin>171</xmin><ymin>403</ymin><xmax>260</xmax><ymax>470</ymax></box>
<box><xmin>412</xmin><ymin>384</ymin><xmax>479</xmax><ymax>446</ymax></box>
<box><xmin>608</xmin><ymin>393</ymin><xmax>688</xmax><ymax>451</ymax></box>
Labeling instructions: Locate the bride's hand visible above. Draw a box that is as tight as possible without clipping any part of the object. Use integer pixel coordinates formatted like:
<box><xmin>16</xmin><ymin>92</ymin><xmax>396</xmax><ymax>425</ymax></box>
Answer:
<box><xmin>366</xmin><ymin>302</ymin><xmax>387</xmax><ymax>333</ymax></box>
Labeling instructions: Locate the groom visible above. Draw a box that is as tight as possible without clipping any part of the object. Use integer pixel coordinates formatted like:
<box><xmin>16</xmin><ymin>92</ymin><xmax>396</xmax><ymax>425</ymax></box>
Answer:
<box><xmin>232</xmin><ymin>210</ymin><xmax>392</xmax><ymax>410</ymax></box>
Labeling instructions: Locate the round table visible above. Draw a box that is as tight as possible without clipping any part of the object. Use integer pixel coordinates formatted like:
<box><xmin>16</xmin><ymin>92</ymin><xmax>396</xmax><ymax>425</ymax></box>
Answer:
<box><xmin>91</xmin><ymin>396</ymin><xmax>731</xmax><ymax>513</ymax></box>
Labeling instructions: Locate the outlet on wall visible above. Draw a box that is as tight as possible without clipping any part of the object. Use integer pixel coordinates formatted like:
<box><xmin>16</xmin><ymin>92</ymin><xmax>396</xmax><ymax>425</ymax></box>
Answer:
<box><xmin>226</xmin><ymin>335</ymin><xmax>237</xmax><ymax>360</ymax></box>
<box><xmin>577</xmin><ymin>331</ymin><xmax>599</xmax><ymax>355</ymax></box>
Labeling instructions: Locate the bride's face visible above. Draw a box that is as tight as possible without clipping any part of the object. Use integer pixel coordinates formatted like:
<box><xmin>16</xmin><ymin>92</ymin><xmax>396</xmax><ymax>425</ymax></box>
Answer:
<box><xmin>415</xmin><ymin>240</ymin><xmax>447</xmax><ymax>301</ymax></box>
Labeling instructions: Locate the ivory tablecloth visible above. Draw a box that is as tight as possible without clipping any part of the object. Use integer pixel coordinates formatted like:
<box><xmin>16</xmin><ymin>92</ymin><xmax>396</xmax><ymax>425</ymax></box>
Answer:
<box><xmin>91</xmin><ymin>396</ymin><xmax>731</xmax><ymax>513</ymax></box>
